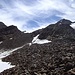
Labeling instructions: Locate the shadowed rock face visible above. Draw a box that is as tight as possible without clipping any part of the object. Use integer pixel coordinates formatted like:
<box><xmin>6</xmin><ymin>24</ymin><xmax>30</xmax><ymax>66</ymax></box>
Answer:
<box><xmin>1</xmin><ymin>19</ymin><xmax>75</xmax><ymax>75</ymax></box>
<box><xmin>0</xmin><ymin>19</ymin><xmax>75</xmax><ymax>49</ymax></box>
<box><xmin>0</xmin><ymin>24</ymin><xmax>33</xmax><ymax>49</ymax></box>
<box><xmin>56</xmin><ymin>19</ymin><xmax>72</xmax><ymax>25</ymax></box>
<box><xmin>0</xmin><ymin>22</ymin><xmax>7</xmax><ymax>29</ymax></box>
<box><xmin>38</xmin><ymin>19</ymin><xmax>75</xmax><ymax>40</ymax></box>
<box><xmin>32</xmin><ymin>29</ymin><xmax>43</xmax><ymax>37</ymax></box>
<box><xmin>0</xmin><ymin>25</ymin><xmax>21</xmax><ymax>35</ymax></box>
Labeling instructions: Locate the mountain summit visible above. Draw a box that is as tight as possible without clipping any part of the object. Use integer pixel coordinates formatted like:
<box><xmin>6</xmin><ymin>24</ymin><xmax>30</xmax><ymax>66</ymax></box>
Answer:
<box><xmin>56</xmin><ymin>19</ymin><xmax>72</xmax><ymax>25</ymax></box>
<box><xmin>0</xmin><ymin>19</ymin><xmax>75</xmax><ymax>75</ymax></box>
<box><xmin>0</xmin><ymin>22</ymin><xmax>7</xmax><ymax>29</ymax></box>
<box><xmin>38</xmin><ymin>19</ymin><xmax>75</xmax><ymax>41</ymax></box>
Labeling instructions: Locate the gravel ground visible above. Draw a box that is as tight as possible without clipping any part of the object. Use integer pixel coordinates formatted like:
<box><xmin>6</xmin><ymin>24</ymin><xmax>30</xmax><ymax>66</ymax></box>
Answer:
<box><xmin>0</xmin><ymin>39</ymin><xmax>75</xmax><ymax>75</ymax></box>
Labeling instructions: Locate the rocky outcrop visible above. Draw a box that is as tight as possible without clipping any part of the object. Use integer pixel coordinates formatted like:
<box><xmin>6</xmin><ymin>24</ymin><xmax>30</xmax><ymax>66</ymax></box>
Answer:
<box><xmin>0</xmin><ymin>22</ymin><xmax>7</xmax><ymax>29</ymax></box>
<box><xmin>38</xmin><ymin>19</ymin><xmax>75</xmax><ymax>41</ymax></box>
<box><xmin>0</xmin><ymin>24</ymin><xmax>33</xmax><ymax>49</ymax></box>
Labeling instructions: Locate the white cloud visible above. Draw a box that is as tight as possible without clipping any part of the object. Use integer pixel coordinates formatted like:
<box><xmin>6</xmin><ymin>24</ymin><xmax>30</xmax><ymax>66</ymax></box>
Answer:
<box><xmin>0</xmin><ymin>0</ymin><xmax>75</xmax><ymax>32</ymax></box>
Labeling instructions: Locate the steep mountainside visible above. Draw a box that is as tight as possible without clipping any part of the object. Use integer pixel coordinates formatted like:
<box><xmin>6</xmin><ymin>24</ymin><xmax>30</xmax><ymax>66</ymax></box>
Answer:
<box><xmin>0</xmin><ymin>23</ymin><xmax>33</xmax><ymax>49</ymax></box>
<box><xmin>0</xmin><ymin>22</ymin><xmax>7</xmax><ymax>29</ymax></box>
<box><xmin>38</xmin><ymin>19</ymin><xmax>75</xmax><ymax>41</ymax></box>
<box><xmin>0</xmin><ymin>19</ymin><xmax>75</xmax><ymax>75</ymax></box>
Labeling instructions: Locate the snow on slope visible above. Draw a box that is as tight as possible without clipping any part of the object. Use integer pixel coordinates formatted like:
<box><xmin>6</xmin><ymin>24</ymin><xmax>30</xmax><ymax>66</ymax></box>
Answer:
<box><xmin>30</xmin><ymin>34</ymin><xmax>51</xmax><ymax>45</ymax></box>
<box><xmin>0</xmin><ymin>34</ymin><xmax>51</xmax><ymax>72</ymax></box>
<box><xmin>0</xmin><ymin>44</ymin><xmax>25</xmax><ymax>73</ymax></box>
<box><xmin>0</xmin><ymin>45</ymin><xmax>25</xmax><ymax>59</ymax></box>
<box><xmin>0</xmin><ymin>41</ymin><xmax>3</xmax><ymax>44</ymax></box>
<box><xmin>70</xmin><ymin>23</ymin><xmax>75</xmax><ymax>29</ymax></box>
<box><xmin>0</xmin><ymin>60</ymin><xmax>14</xmax><ymax>72</ymax></box>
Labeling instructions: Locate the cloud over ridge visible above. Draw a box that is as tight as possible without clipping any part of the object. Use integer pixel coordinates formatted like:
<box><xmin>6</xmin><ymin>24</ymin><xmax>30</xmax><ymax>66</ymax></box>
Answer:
<box><xmin>0</xmin><ymin>0</ymin><xmax>75</xmax><ymax>32</ymax></box>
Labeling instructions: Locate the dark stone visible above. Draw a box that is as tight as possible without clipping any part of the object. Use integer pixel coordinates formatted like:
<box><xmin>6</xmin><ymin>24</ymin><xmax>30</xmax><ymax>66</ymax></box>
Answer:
<box><xmin>0</xmin><ymin>22</ymin><xmax>7</xmax><ymax>29</ymax></box>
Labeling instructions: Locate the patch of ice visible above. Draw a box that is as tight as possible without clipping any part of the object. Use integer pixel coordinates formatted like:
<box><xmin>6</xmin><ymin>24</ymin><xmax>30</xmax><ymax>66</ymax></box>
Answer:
<box><xmin>32</xmin><ymin>39</ymin><xmax>51</xmax><ymax>44</ymax></box>
<box><xmin>31</xmin><ymin>34</ymin><xmax>51</xmax><ymax>44</ymax></box>
<box><xmin>0</xmin><ymin>60</ymin><xmax>15</xmax><ymax>73</ymax></box>
<box><xmin>32</xmin><ymin>34</ymin><xmax>39</xmax><ymax>43</ymax></box>
<box><xmin>0</xmin><ymin>45</ymin><xmax>25</xmax><ymax>59</ymax></box>
<box><xmin>0</xmin><ymin>44</ymin><xmax>26</xmax><ymax>73</ymax></box>
<box><xmin>10</xmin><ymin>38</ymin><xmax>13</xmax><ymax>40</ymax></box>
<box><xmin>28</xmin><ymin>43</ymin><xmax>32</xmax><ymax>46</ymax></box>
<box><xmin>0</xmin><ymin>41</ymin><xmax>3</xmax><ymax>44</ymax></box>
<box><xmin>70</xmin><ymin>23</ymin><xmax>75</xmax><ymax>29</ymax></box>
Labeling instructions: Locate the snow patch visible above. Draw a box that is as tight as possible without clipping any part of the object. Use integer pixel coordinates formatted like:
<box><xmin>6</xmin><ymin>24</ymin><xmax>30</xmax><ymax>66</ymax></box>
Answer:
<box><xmin>10</xmin><ymin>38</ymin><xmax>13</xmax><ymax>40</ymax></box>
<box><xmin>32</xmin><ymin>34</ymin><xmax>39</xmax><ymax>43</ymax></box>
<box><xmin>0</xmin><ymin>44</ymin><xmax>25</xmax><ymax>73</ymax></box>
<box><xmin>70</xmin><ymin>23</ymin><xmax>75</xmax><ymax>29</ymax></box>
<box><xmin>28</xmin><ymin>43</ymin><xmax>32</xmax><ymax>46</ymax></box>
<box><xmin>0</xmin><ymin>60</ymin><xmax>15</xmax><ymax>73</ymax></box>
<box><xmin>0</xmin><ymin>41</ymin><xmax>3</xmax><ymax>44</ymax></box>
<box><xmin>0</xmin><ymin>45</ymin><xmax>25</xmax><ymax>59</ymax></box>
<box><xmin>31</xmin><ymin>34</ymin><xmax>51</xmax><ymax>45</ymax></box>
<box><xmin>32</xmin><ymin>39</ymin><xmax>51</xmax><ymax>44</ymax></box>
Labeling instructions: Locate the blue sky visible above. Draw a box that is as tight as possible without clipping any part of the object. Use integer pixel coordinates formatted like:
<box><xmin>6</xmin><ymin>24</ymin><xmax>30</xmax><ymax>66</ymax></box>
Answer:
<box><xmin>0</xmin><ymin>0</ymin><xmax>75</xmax><ymax>32</ymax></box>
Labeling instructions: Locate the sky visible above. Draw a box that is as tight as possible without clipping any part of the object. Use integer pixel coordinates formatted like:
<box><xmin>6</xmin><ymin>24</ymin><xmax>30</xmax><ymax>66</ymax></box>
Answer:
<box><xmin>0</xmin><ymin>0</ymin><xmax>75</xmax><ymax>32</ymax></box>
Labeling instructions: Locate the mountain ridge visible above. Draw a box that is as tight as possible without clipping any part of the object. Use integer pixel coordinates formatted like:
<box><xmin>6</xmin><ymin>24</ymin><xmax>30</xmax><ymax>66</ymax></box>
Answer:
<box><xmin>0</xmin><ymin>19</ymin><xmax>75</xmax><ymax>49</ymax></box>
<box><xmin>0</xmin><ymin>19</ymin><xmax>75</xmax><ymax>75</ymax></box>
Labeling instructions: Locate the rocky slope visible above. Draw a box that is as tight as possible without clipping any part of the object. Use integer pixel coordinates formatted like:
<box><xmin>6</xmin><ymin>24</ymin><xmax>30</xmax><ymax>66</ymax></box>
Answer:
<box><xmin>0</xmin><ymin>19</ymin><xmax>75</xmax><ymax>75</ymax></box>
<box><xmin>0</xmin><ymin>23</ymin><xmax>33</xmax><ymax>50</ymax></box>
<box><xmin>38</xmin><ymin>19</ymin><xmax>75</xmax><ymax>40</ymax></box>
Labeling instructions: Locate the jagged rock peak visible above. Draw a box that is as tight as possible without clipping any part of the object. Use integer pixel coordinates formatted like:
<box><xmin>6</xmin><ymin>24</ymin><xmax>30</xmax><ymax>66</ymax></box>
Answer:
<box><xmin>38</xmin><ymin>19</ymin><xmax>75</xmax><ymax>40</ymax></box>
<box><xmin>7</xmin><ymin>25</ymin><xmax>18</xmax><ymax>30</ymax></box>
<box><xmin>56</xmin><ymin>19</ymin><xmax>72</xmax><ymax>25</ymax></box>
<box><xmin>0</xmin><ymin>25</ymin><xmax>20</xmax><ymax>32</ymax></box>
<box><xmin>3</xmin><ymin>25</ymin><xmax>21</xmax><ymax>34</ymax></box>
<box><xmin>0</xmin><ymin>22</ymin><xmax>7</xmax><ymax>29</ymax></box>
